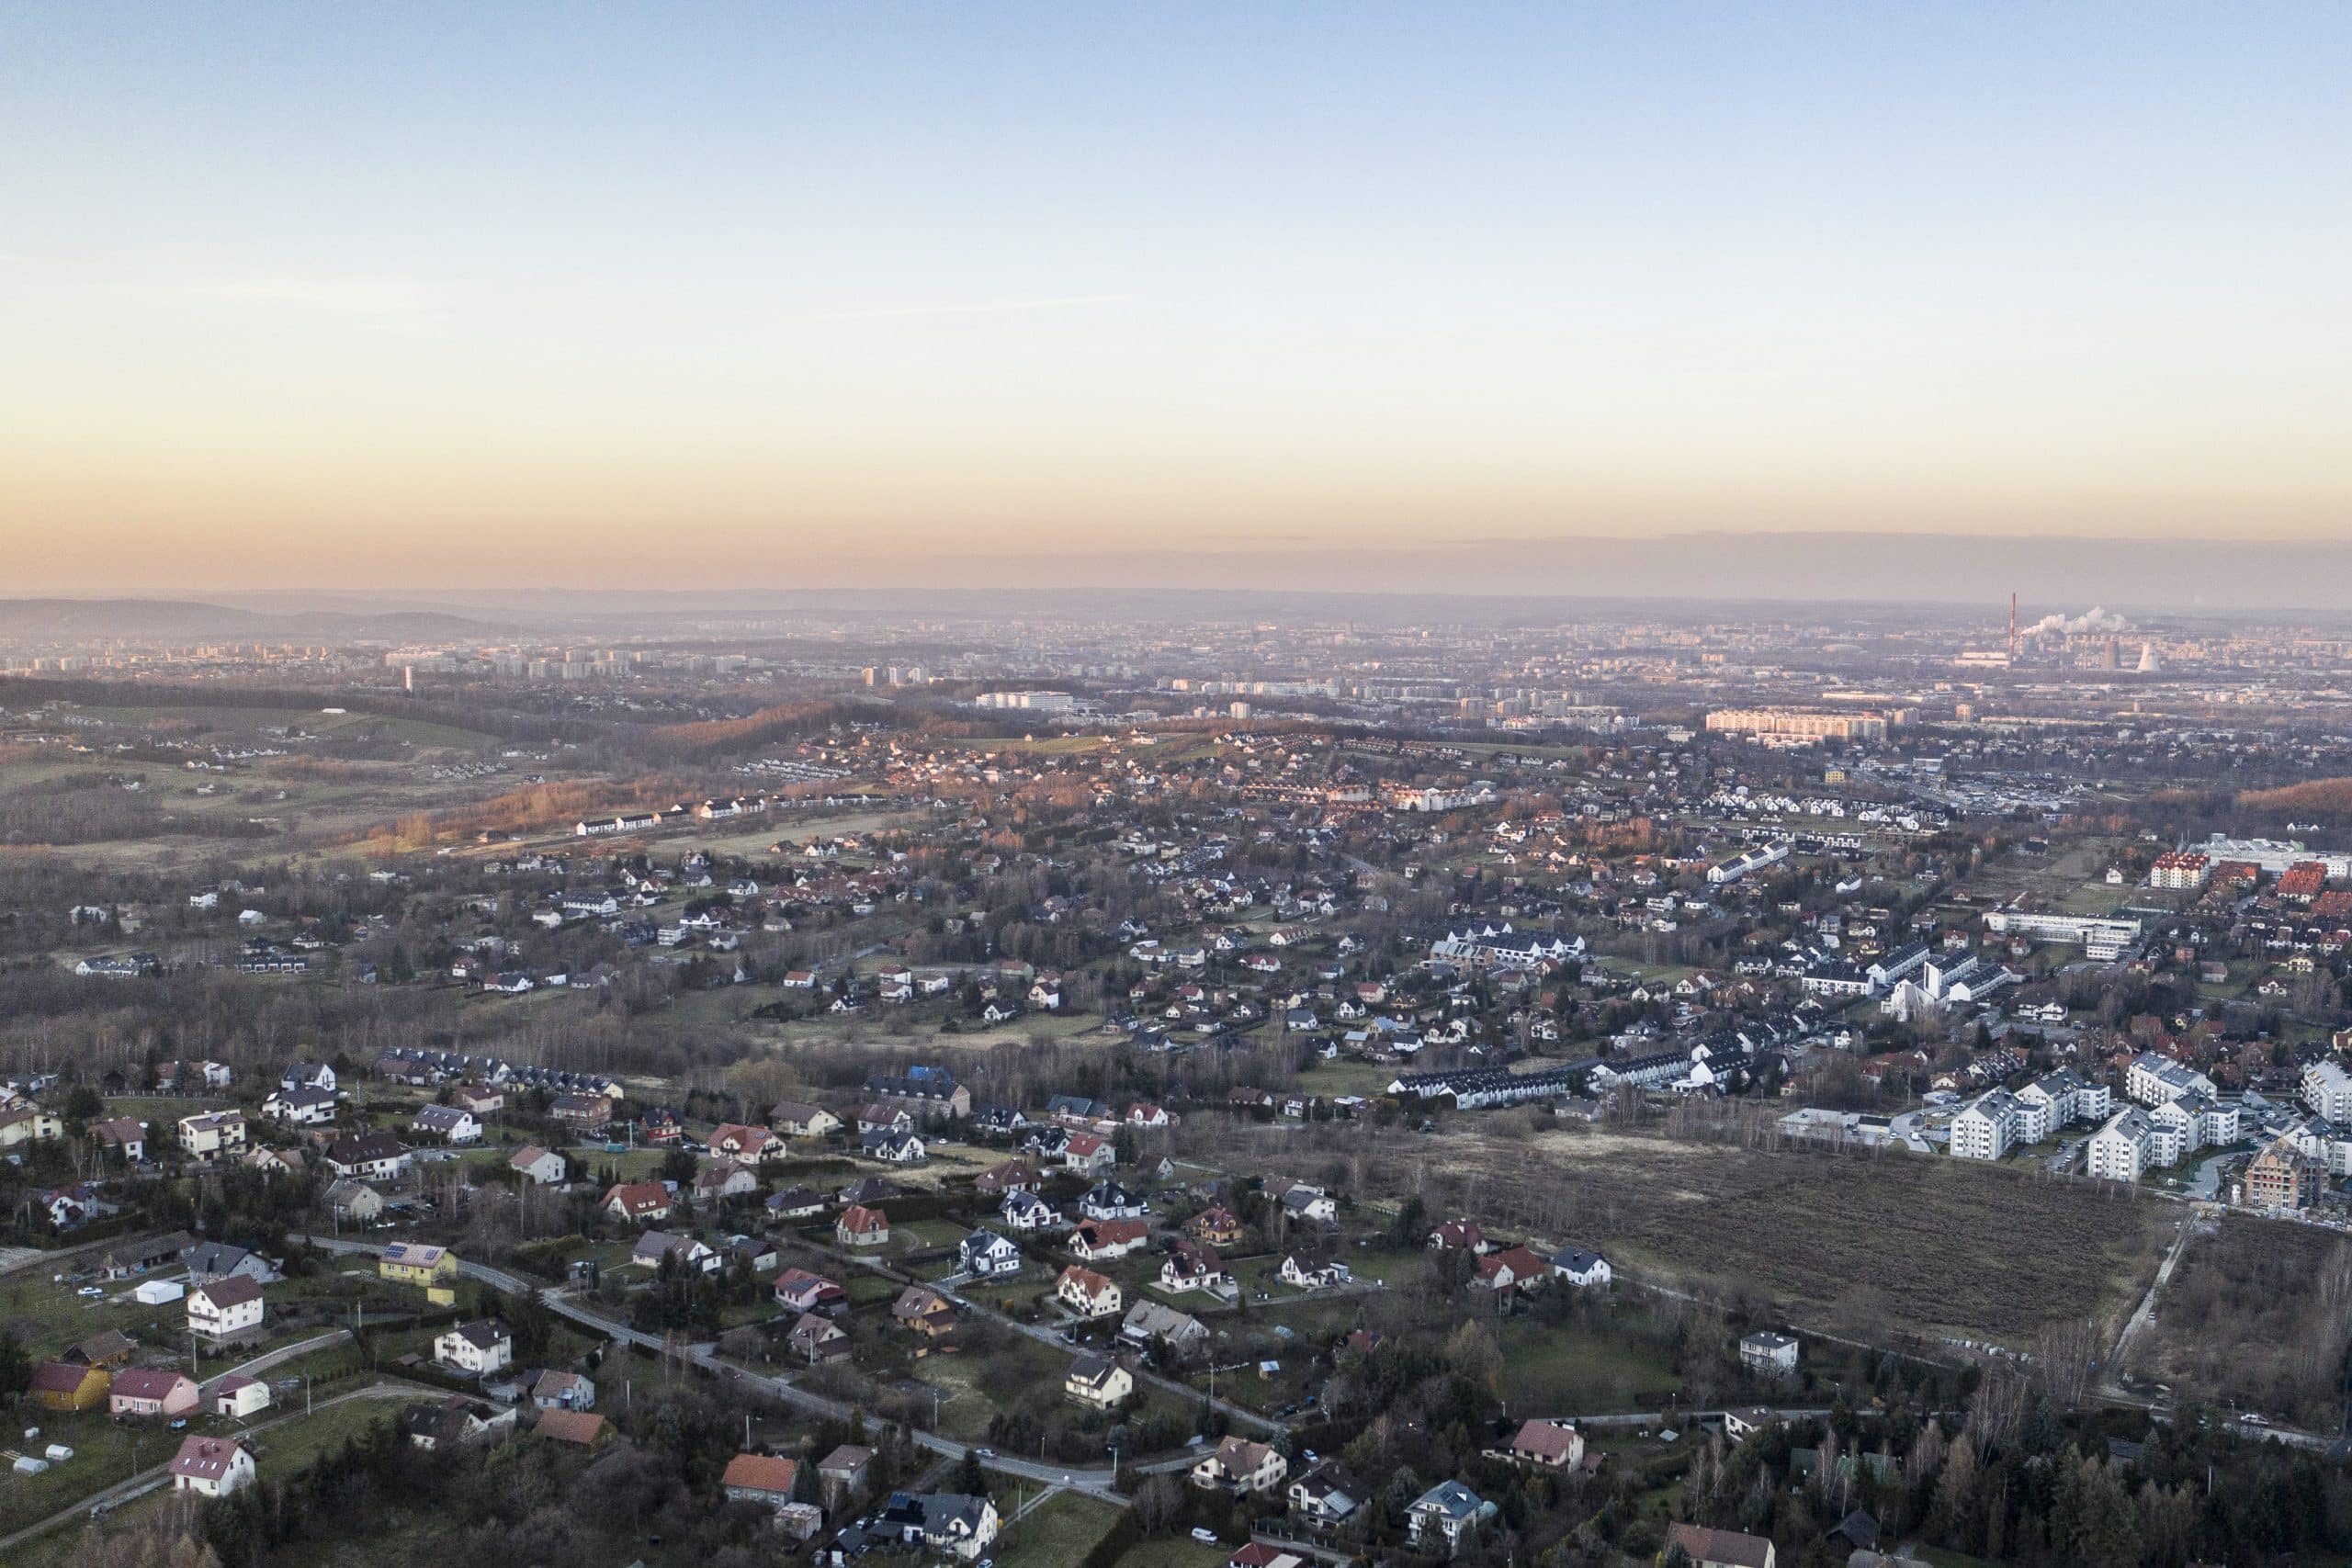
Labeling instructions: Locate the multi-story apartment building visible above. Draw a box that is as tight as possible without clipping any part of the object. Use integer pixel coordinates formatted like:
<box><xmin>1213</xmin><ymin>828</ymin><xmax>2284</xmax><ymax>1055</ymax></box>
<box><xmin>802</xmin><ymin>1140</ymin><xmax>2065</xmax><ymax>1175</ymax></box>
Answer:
<box><xmin>1948</xmin><ymin>1089</ymin><xmax>2018</xmax><ymax>1161</ymax></box>
<box><xmin>1703</xmin><ymin>708</ymin><xmax>1888</xmax><ymax>743</ymax></box>
<box><xmin>2128</xmin><ymin>1053</ymin><xmax>2216</xmax><ymax>1108</ymax></box>
<box><xmin>2087</xmin><ymin>1108</ymin><xmax>2154</xmax><ymax>1183</ymax></box>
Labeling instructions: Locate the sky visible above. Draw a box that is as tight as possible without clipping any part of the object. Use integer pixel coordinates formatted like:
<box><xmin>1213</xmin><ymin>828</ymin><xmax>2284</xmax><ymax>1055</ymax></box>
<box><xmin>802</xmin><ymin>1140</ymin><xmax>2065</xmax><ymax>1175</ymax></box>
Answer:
<box><xmin>3</xmin><ymin>3</ymin><xmax>2349</xmax><ymax>593</ymax></box>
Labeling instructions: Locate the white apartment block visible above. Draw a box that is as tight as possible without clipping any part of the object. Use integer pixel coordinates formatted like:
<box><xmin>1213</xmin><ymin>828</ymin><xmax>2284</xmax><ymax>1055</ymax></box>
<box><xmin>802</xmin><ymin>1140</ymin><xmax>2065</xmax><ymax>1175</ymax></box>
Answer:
<box><xmin>1704</xmin><ymin>708</ymin><xmax>1888</xmax><ymax>743</ymax></box>
<box><xmin>2014</xmin><ymin>1067</ymin><xmax>2108</xmax><ymax>1138</ymax></box>
<box><xmin>2303</xmin><ymin>1060</ymin><xmax>2352</xmax><ymax>1123</ymax></box>
<box><xmin>2007</xmin><ymin>1094</ymin><xmax>2053</xmax><ymax>1145</ymax></box>
<box><xmin>2285</xmin><ymin>1117</ymin><xmax>2352</xmax><ymax>1177</ymax></box>
<box><xmin>2128</xmin><ymin>1053</ymin><xmax>2215</xmax><ymax>1108</ymax></box>
<box><xmin>1948</xmin><ymin>1089</ymin><xmax>2018</xmax><ymax>1161</ymax></box>
<box><xmin>1983</xmin><ymin>909</ymin><xmax>2142</xmax><ymax>961</ymax></box>
<box><xmin>2086</xmin><ymin>1108</ymin><xmax>2154</xmax><ymax>1183</ymax></box>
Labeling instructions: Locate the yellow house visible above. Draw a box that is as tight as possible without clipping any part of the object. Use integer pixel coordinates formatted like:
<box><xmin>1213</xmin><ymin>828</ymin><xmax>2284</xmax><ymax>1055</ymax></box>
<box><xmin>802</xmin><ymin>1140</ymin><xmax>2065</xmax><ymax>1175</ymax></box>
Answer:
<box><xmin>28</xmin><ymin>1359</ymin><xmax>110</xmax><ymax>1412</ymax></box>
<box><xmin>379</xmin><ymin>1242</ymin><xmax>458</xmax><ymax>1293</ymax></box>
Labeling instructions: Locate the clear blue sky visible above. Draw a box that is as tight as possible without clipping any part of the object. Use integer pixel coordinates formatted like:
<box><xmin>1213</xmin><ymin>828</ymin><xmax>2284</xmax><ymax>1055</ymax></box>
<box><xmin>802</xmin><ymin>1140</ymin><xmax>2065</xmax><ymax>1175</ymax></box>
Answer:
<box><xmin>5</xmin><ymin>3</ymin><xmax>2347</xmax><ymax>589</ymax></box>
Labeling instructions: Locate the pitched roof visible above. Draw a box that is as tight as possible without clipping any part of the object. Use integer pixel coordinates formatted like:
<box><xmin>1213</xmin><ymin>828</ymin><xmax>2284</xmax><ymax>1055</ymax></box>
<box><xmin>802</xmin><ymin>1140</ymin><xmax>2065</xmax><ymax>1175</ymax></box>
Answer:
<box><xmin>112</xmin><ymin>1368</ymin><xmax>194</xmax><ymax>1401</ymax></box>
<box><xmin>169</xmin><ymin>1436</ymin><xmax>247</xmax><ymax>1480</ymax></box>
<box><xmin>533</xmin><ymin>1407</ymin><xmax>609</xmax><ymax>1447</ymax></box>
<box><xmin>1665</xmin><ymin>1522</ymin><xmax>1776</xmax><ymax>1568</ymax></box>
<box><xmin>194</xmin><ymin>1276</ymin><xmax>266</xmax><ymax>1309</ymax></box>
<box><xmin>28</xmin><ymin>1359</ymin><xmax>98</xmax><ymax>1394</ymax></box>
<box><xmin>721</xmin><ymin>1452</ymin><xmax>801</xmax><ymax>1495</ymax></box>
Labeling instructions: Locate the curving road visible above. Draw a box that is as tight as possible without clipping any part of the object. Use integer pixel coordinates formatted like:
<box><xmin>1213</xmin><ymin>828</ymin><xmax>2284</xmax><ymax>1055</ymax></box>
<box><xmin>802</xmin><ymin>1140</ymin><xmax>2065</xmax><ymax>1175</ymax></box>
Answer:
<box><xmin>294</xmin><ymin>1235</ymin><xmax>1131</xmax><ymax>1502</ymax></box>
<box><xmin>0</xmin><ymin>1382</ymin><xmax>421</xmax><ymax>1556</ymax></box>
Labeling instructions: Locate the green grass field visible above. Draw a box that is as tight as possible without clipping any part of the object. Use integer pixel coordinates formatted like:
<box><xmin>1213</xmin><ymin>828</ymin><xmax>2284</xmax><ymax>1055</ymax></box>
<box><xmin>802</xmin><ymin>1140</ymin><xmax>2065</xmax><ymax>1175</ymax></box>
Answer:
<box><xmin>990</xmin><ymin>1490</ymin><xmax>1126</xmax><ymax>1568</ymax></box>
<box><xmin>1114</xmin><ymin>1539</ymin><xmax>1231</xmax><ymax>1568</ymax></box>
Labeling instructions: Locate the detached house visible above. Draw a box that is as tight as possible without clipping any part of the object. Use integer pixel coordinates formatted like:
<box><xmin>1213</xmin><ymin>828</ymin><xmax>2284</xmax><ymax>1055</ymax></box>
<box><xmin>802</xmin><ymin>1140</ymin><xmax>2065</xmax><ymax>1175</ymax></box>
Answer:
<box><xmin>1056</xmin><ymin>1265</ymin><xmax>1124</xmax><ymax>1319</ymax></box>
<box><xmin>411</xmin><ymin>1105</ymin><xmax>481</xmax><ymax>1145</ymax></box>
<box><xmin>837</xmin><ymin>1204</ymin><xmax>890</xmax><ymax>1247</ymax></box>
<box><xmin>1508</xmin><ymin>1419</ymin><xmax>1584</xmax><ymax>1470</ymax></box>
<box><xmin>1408</xmin><ymin>1480</ymin><xmax>1498</xmax><ymax>1559</ymax></box>
<box><xmin>508</xmin><ymin>1145</ymin><xmax>566</xmax><ymax>1185</ymax></box>
<box><xmin>1549</xmin><ymin>1247</ymin><xmax>1612</xmax><ymax>1288</ymax></box>
<box><xmin>169</xmin><ymin>1436</ymin><xmax>255</xmax><ymax>1498</ymax></box>
<box><xmin>379</xmin><ymin>1242</ymin><xmax>458</xmax><ymax>1289</ymax></box>
<box><xmin>890</xmin><ymin>1285</ymin><xmax>960</xmax><ymax>1339</ymax></box>
<box><xmin>434</xmin><ymin>1319</ymin><xmax>514</xmax><ymax>1376</ymax></box>
<box><xmin>1664</xmin><ymin>1522</ymin><xmax>1778</xmax><ymax>1568</ymax></box>
<box><xmin>322</xmin><ymin>1132</ymin><xmax>411</xmax><ymax>1183</ymax></box>
<box><xmin>1062</xmin><ymin>1133</ymin><xmax>1115</xmax><ymax>1174</ymax></box>
<box><xmin>1064</xmin><ymin>1353</ymin><xmax>1132</xmax><ymax>1409</ymax></box>
<box><xmin>110</xmin><ymin>1368</ymin><xmax>200</xmax><ymax>1421</ymax></box>
<box><xmin>262</xmin><ymin>1087</ymin><xmax>339</xmax><ymax>1127</ymax></box>
<box><xmin>1159</xmin><ymin>1239</ymin><xmax>1232</xmax><ymax>1296</ymax></box>
<box><xmin>1069</xmin><ymin>1219</ymin><xmax>1152</xmax><ymax>1261</ymax></box>
<box><xmin>1288</xmin><ymin>1462</ymin><xmax>1367</xmax><ymax>1525</ymax></box>
<box><xmin>1000</xmin><ymin>1190</ymin><xmax>1064</xmax><ymax>1232</ymax></box>
<box><xmin>1278</xmin><ymin>1254</ymin><xmax>1351</xmax><ymax>1291</ymax></box>
<box><xmin>91</xmin><ymin>1116</ymin><xmax>148</xmax><ymax>1163</ymax></box>
<box><xmin>957</xmin><ymin>1229</ymin><xmax>1022</xmax><ymax>1277</ymax></box>
<box><xmin>178</xmin><ymin>1110</ymin><xmax>247</xmax><ymax>1164</ymax></box>
<box><xmin>773</xmin><ymin>1268</ymin><xmax>848</xmax><ymax>1314</ymax></box>
<box><xmin>769</xmin><ymin>1101</ymin><xmax>842</xmax><ymax>1138</ymax></box>
<box><xmin>876</xmin><ymin>1492</ymin><xmax>1000</xmax><ymax>1562</ymax></box>
<box><xmin>721</xmin><ymin>1452</ymin><xmax>802</xmax><ymax>1509</ymax></box>
<box><xmin>1191</xmin><ymin>1436</ymin><xmax>1288</xmax><ymax>1495</ymax></box>
<box><xmin>788</xmin><ymin>1314</ymin><xmax>851</xmax><ymax>1364</ymax></box>
<box><xmin>602</xmin><ymin>1180</ymin><xmax>674</xmax><ymax>1224</ymax></box>
<box><xmin>187</xmin><ymin>1277</ymin><xmax>267</xmax><ymax>1347</ymax></box>
<box><xmin>710</xmin><ymin>1122</ymin><xmax>786</xmax><ymax>1163</ymax></box>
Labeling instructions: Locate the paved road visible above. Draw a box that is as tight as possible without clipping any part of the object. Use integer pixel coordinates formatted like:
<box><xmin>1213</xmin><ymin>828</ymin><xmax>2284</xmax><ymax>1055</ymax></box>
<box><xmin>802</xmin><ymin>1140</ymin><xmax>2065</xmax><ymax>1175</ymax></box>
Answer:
<box><xmin>1524</xmin><ymin>1406</ymin><xmax>1834</xmax><ymax>1429</ymax></box>
<box><xmin>843</xmin><ymin>1251</ymin><xmax>1286</xmax><ymax>1437</ymax></box>
<box><xmin>2185</xmin><ymin>1150</ymin><xmax>2237</xmax><ymax>1201</ymax></box>
<box><xmin>197</xmin><ymin>1329</ymin><xmax>352</xmax><ymax>1404</ymax></box>
<box><xmin>295</xmin><ymin>1235</ymin><xmax>1131</xmax><ymax>1503</ymax></box>
<box><xmin>0</xmin><ymin>1382</ymin><xmax>420</xmax><ymax>1555</ymax></box>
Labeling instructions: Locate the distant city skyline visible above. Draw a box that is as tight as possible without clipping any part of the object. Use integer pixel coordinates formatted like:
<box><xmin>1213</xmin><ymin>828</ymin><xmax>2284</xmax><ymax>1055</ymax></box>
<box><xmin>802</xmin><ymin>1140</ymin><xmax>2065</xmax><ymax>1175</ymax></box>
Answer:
<box><xmin>6</xmin><ymin>3</ymin><xmax>2349</xmax><ymax>591</ymax></box>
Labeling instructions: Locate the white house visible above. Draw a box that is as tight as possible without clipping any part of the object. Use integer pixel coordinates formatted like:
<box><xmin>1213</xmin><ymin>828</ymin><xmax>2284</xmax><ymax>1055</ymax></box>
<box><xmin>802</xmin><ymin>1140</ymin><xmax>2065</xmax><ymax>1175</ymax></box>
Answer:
<box><xmin>261</xmin><ymin>1087</ymin><xmax>338</xmax><ymax>1127</ymax></box>
<box><xmin>508</xmin><ymin>1145</ymin><xmax>566</xmax><ymax>1185</ymax></box>
<box><xmin>169</xmin><ymin>1436</ymin><xmax>255</xmax><ymax>1498</ymax></box>
<box><xmin>412</xmin><ymin>1105</ymin><xmax>481</xmax><ymax>1145</ymax></box>
<box><xmin>187</xmin><ymin>1277</ymin><xmax>267</xmax><ymax>1346</ymax></box>
<box><xmin>1191</xmin><ymin>1436</ymin><xmax>1288</xmax><ymax>1495</ymax></box>
<box><xmin>957</xmin><ymin>1230</ymin><xmax>1022</xmax><ymax>1278</ymax></box>
<box><xmin>1407</xmin><ymin>1480</ymin><xmax>1498</xmax><ymax>1558</ymax></box>
<box><xmin>1548</xmin><ymin>1247</ymin><xmax>1612</xmax><ymax>1288</ymax></box>
<box><xmin>434</xmin><ymin>1320</ymin><xmax>514</xmax><ymax>1376</ymax></box>
<box><xmin>213</xmin><ymin>1375</ymin><xmax>272</xmax><ymax>1420</ymax></box>
<box><xmin>1739</xmin><ymin>1330</ymin><xmax>1800</xmax><ymax>1375</ymax></box>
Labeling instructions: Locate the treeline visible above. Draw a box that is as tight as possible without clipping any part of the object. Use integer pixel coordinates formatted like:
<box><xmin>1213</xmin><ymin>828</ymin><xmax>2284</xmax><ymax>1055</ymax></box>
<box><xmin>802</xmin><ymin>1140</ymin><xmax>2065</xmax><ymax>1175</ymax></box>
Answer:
<box><xmin>2136</xmin><ymin>1217</ymin><xmax>2352</xmax><ymax>1427</ymax></box>
<box><xmin>0</xmin><ymin>675</ymin><xmax>600</xmax><ymax>746</ymax></box>
<box><xmin>645</xmin><ymin>699</ymin><xmax>888</xmax><ymax>761</ymax></box>
<box><xmin>2238</xmin><ymin>775</ymin><xmax>2352</xmax><ymax>824</ymax></box>
<box><xmin>0</xmin><ymin>773</ymin><xmax>262</xmax><ymax>847</ymax></box>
